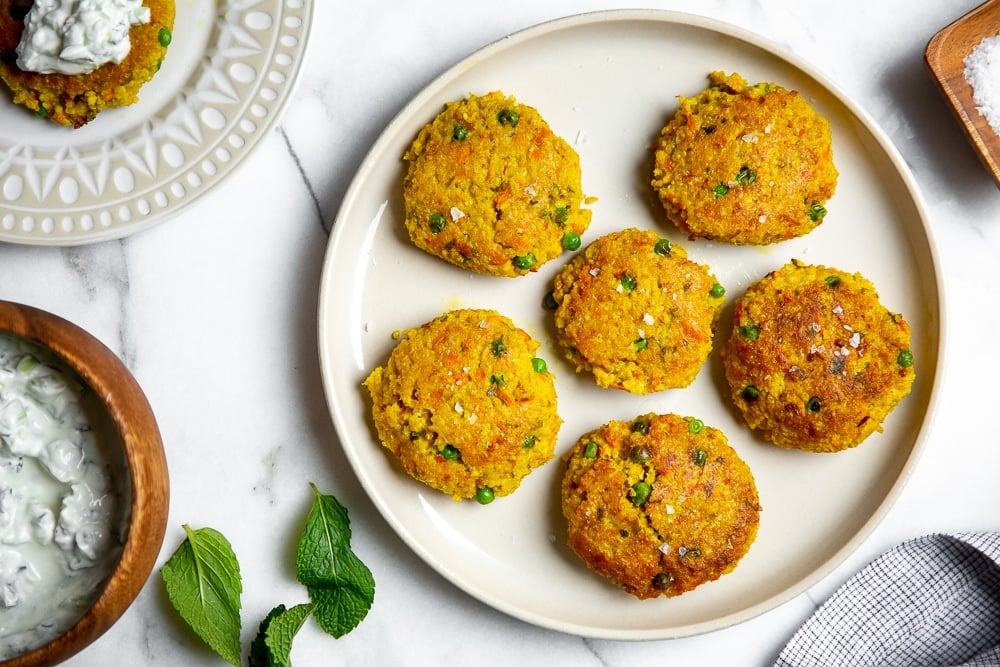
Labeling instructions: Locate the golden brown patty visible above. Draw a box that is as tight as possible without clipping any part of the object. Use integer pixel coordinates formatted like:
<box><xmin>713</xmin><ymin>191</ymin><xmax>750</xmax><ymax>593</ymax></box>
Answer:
<box><xmin>0</xmin><ymin>0</ymin><xmax>174</xmax><ymax>127</ymax></box>
<box><xmin>561</xmin><ymin>413</ymin><xmax>761</xmax><ymax>599</ymax></box>
<box><xmin>549</xmin><ymin>228</ymin><xmax>725</xmax><ymax>394</ymax></box>
<box><xmin>402</xmin><ymin>90</ymin><xmax>592</xmax><ymax>277</ymax></box>
<box><xmin>364</xmin><ymin>308</ymin><xmax>561</xmax><ymax>502</ymax></box>
<box><xmin>721</xmin><ymin>260</ymin><xmax>915</xmax><ymax>452</ymax></box>
<box><xmin>651</xmin><ymin>71</ymin><xmax>838</xmax><ymax>245</ymax></box>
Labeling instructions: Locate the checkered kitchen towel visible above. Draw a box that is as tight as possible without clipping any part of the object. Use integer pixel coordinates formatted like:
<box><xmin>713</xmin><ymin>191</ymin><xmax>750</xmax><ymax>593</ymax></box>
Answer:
<box><xmin>775</xmin><ymin>533</ymin><xmax>1000</xmax><ymax>667</ymax></box>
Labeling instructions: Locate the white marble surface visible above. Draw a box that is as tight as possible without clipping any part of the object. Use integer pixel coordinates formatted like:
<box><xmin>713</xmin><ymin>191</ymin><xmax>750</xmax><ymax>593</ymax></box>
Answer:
<box><xmin>1</xmin><ymin>0</ymin><xmax>998</xmax><ymax>664</ymax></box>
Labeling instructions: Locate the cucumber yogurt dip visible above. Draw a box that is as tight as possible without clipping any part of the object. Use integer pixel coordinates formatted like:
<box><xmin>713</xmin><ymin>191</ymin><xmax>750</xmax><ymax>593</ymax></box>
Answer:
<box><xmin>0</xmin><ymin>332</ymin><xmax>128</xmax><ymax>659</ymax></box>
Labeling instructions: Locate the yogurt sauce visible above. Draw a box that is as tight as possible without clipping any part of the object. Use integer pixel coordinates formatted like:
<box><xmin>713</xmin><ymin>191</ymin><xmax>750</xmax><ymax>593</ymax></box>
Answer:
<box><xmin>15</xmin><ymin>0</ymin><xmax>151</xmax><ymax>75</ymax></box>
<box><xmin>0</xmin><ymin>333</ymin><xmax>128</xmax><ymax>659</ymax></box>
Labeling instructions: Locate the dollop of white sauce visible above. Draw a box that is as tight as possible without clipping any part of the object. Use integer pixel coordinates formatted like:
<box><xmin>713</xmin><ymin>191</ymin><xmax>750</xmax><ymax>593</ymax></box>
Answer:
<box><xmin>0</xmin><ymin>333</ymin><xmax>127</xmax><ymax>659</ymax></box>
<box><xmin>15</xmin><ymin>0</ymin><xmax>151</xmax><ymax>75</ymax></box>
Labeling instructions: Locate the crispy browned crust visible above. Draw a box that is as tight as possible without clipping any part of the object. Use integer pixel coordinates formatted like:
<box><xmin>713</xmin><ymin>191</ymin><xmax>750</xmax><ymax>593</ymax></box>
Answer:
<box><xmin>721</xmin><ymin>260</ymin><xmax>915</xmax><ymax>452</ymax></box>
<box><xmin>561</xmin><ymin>413</ymin><xmax>760</xmax><ymax>599</ymax></box>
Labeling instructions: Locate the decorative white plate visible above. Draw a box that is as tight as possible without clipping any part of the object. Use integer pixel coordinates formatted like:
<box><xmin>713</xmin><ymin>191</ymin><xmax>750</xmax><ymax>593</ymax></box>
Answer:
<box><xmin>317</xmin><ymin>10</ymin><xmax>944</xmax><ymax>639</ymax></box>
<box><xmin>0</xmin><ymin>0</ymin><xmax>313</xmax><ymax>245</ymax></box>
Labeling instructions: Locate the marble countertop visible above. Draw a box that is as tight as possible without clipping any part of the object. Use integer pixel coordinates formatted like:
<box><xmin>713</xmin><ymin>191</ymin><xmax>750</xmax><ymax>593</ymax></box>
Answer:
<box><xmin>1</xmin><ymin>0</ymin><xmax>998</xmax><ymax>664</ymax></box>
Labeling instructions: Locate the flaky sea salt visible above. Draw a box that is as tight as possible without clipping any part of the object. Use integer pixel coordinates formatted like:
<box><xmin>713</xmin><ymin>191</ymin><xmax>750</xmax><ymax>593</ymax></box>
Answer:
<box><xmin>965</xmin><ymin>33</ymin><xmax>1000</xmax><ymax>135</ymax></box>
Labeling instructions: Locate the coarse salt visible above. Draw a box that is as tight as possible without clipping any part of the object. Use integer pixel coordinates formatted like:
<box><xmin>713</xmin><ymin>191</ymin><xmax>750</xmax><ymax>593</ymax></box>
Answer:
<box><xmin>450</xmin><ymin>207</ymin><xmax>465</xmax><ymax>221</ymax></box>
<box><xmin>965</xmin><ymin>33</ymin><xmax>1000</xmax><ymax>135</ymax></box>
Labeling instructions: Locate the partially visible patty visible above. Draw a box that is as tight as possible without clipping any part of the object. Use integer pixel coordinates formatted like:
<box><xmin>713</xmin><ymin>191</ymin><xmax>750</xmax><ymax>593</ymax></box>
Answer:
<box><xmin>0</xmin><ymin>0</ymin><xmax>174</xmax><ymax>127</ymax></box>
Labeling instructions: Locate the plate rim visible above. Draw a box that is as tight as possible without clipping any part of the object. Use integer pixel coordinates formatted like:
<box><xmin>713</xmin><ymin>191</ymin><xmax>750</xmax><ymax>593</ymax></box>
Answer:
<box><xmin>318</xmin><ymin>8</ymin><xmax>947</xmax><ymax>639</ymax></box>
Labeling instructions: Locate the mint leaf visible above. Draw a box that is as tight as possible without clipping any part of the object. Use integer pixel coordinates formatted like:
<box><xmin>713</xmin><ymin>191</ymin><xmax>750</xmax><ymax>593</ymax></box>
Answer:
<box><xmin>307</xmin><ymin>585</ymin><xmax>373</xmax><ymax>638</ymax></box>
<box><xmin>250</xmin><ymin>605</ymin><xmax>284</xmax><ymax>667</ymax></box>
<box><xmin>250</xmin><ymin>603</ymin><xmax>314</xmax><ymax>667</ymax></box>
<box><xmin>296</xmin><ymin>483</ymin><xmax>375</xmax><ymax>637</ymax></box>
<box><xmin>161</xmin><ymin>525</ymin><xmax>243</xmax><ymax>666</ymax></box>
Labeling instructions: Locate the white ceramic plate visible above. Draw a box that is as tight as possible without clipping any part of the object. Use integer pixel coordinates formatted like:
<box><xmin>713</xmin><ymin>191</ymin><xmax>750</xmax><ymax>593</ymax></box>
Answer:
<box><xmin>0</xmin><ymin>0</ymin><xmax>313</xmax><ymax>246</ymax></box>
<box><xmin>317</xmin><ymin>10</ymin><xmax>943</xmax><ymax>639</ymax></box>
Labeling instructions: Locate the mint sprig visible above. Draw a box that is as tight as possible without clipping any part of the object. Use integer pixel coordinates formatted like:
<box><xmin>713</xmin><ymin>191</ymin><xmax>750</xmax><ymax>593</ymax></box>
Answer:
<box><xmin>161</xmin><ymin>525</ymin><xmax>243</xmax><ymax>666</ymax></box>
<box><xmin>162</xmin><ymin>486</ymin><xmax>374</xmax><ymax>665</ymax></box>
<box><xmin>296</xmin><ymin>483</ymin><xmax>376</xmax><ymax>637</ymax></box>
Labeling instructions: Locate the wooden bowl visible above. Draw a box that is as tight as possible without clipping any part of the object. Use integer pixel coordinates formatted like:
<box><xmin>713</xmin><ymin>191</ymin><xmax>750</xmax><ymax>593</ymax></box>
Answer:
<box><xmin>926</xmin><ymin>0</ymin><xmax>1000</xmax><ymax>187</ymax></box>
<box><xmin>0</xmin><ymin>301</ymin><xmax>169</xmax><ymax>667</ymax></box>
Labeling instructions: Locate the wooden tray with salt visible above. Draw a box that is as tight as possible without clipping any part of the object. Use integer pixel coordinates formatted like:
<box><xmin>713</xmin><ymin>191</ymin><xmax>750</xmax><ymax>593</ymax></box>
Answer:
<box><xmin>926</xmin><ymin>0</ymin><xmax>1000</xmax><ymax>188</ymax></box>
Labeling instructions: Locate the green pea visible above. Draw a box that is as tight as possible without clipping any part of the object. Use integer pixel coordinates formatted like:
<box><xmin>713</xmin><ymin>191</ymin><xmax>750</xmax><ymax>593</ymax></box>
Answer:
<box><xmin>681</xmin><ymin>547</ymin><xmax>702</xmax><ymax>558</ymax></box>
<box><xmin>561</xmin><ymin>231</ymin><xmax>581</xmax><ymax>250</ymax></box>
<box><xmin>554</xmin><ymin>207</ymin><xmax>569</xmax><ymax>224</ymax></box>
<box><xmin>897</xmin><ymin>349</ymin><xmax>914</xmax><ymax>368</ymax></box>
<box><xmin>428</xmin><ymin>212</ymin><xmax>446</xmax><ymax>234</ymax></box>
<box><xmin>739</xmin><ymin>324</ymin><xmax>760</xmax><ymax>342</ymax></box>
<box><xmin>688</xmin><ymin>419</ymin><xmax>704</xmax><ymax>435</ymax></box>
<box><xmin>543</xmin><ymin>291</ymin><xmax>559</xmax><ymax>310</ymax></box>
<box><xmin>630</xmin><ymin>482</ymin><xmax>652</xmax><ymax>506</ymax></box>
<box><xmin>475</xmin><ymin>486</ymin><xmax>495</xmax><ymax>505</ymax></box>
<box><xmin>806</xmin><ymin>396</ymin><xmax>823</xmax><ymax>413</ymax></box>
<box><xmin>710</xmin><ymin>283</ymin><xmax>725</xmax><ymax>298</ymax></box>
<box><xmin>497</xmin><ymin>109</ymin><xmax>520</xmax><ymax>127</ymax></box>
<box><xmin>522</xmin><ymin>435</ymin><xmax>537</xmax><ymax>450</ymax></box>
<box><xmin>713</xmin><ymin>183</ymin><xmax>730</xmax><ymax>197</ymax></box>
<box><xmin>735</xmin><ymin>166</ymin><xmax>757</xmax><ymax>185</ymax></box>
<box><xmin>824</xmin><ymin>275</ymin><xmax>841</xmax><ymax>288</ymax></box>
<box><xmin>490</xmin><ymin>338</ymin><xmax>507</xmax><ymax>357</ymax></box>
<box><xmin>34</xmin><ymin>106</ymin><xmax>48</xmax><ymax>119</ymax></box>
<box><xmin>158</xmin><ymin>27</ymin><xmax>172</xmax><ymax>47</ymax></box>
<box><xmin>452</xmin><ymin>125</ymin><xmax>469</xmax><ymax>141</ymax></box>
<box><xmin>440</xmin><ymin>444</ymin><xmax>460</xmax><ymax>461</ymax></box>
<box><xmin>741</xmin><ymin>385</ymin><xmax>761</xmax><ymax>402</ymax></box>
<box><xmin>531</xmin><ymin>357</ymin><xmax>547</xmax><ymax>373</ymax></box>
<box><xmin>809</xmin><ymin>202</ymin><xmax>828</xmax><ymax>222</ymax></box>
<box><xmin>634</xmin><ymin>338</ymin><xmax>648</xmax><ymax>352</ymax></box>
<box><xmin>654</xmin><ymin>238</ymin><xmax>673</xmax><ymax>256</ymax></box>
<box><xmin>513</xmin><ymin>253</ymin><xmax>536</xmax><ymax>270</ymax></box>
<box><xmin>692</xmin><ymin>448</ymin><xmax>708</xmax><ymax>467</ymax></box>
<box><xmin>582</xmin><ymin>441</ymin><xmax>598</xmax><ymax>458</ymax></box>
<box><xmin>620</xmin><ymin>274</ymin><xmax>637</xmax><ymax>291</ymax></box>
<box><xmin>652</xmin><ymin>572</ymin><xmax>674</xmax><ymax>590</ymax></box>
<box><xmin>631</xmin><ymin>420</ymin><xmax>650</xmax><ymax>435</ymax></box>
